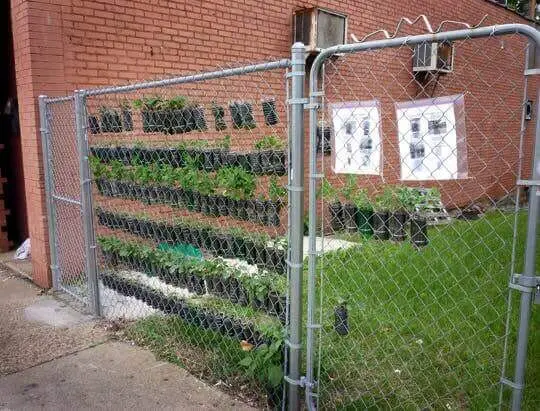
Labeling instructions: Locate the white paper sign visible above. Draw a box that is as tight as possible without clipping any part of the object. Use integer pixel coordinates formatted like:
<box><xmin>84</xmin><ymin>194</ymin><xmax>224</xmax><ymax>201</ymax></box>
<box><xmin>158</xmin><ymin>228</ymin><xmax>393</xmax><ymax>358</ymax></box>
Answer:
<box><xmin>331</xmin><ymin>101</ymin><xmax>381</xmax><ymax>175</ymax></box>
<box><xmin>396</xmin><ymin>96</ymin><xmax>464</xmax><ymax>180</ymax></box>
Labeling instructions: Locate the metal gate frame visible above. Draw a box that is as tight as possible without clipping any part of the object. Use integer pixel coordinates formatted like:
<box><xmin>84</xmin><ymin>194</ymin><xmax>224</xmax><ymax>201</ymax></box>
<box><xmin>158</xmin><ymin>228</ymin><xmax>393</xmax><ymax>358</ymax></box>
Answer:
<box><xmin>305</xmin><ymin>24</ymin><xmax>540</xmax><ymax>410</ymax></box>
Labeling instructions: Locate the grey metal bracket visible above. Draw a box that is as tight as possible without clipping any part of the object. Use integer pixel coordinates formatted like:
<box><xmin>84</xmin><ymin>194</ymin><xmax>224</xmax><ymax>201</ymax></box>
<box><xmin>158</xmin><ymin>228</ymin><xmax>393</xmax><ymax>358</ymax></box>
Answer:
<box><xmin>305</xmin><ymin>103</ymin><xmax>320</xmax><ymax>110</ymax></box>
<box><xmin>524</xmin><ymin>68</ymin><xmax>540</xmax><ymax>76</ymax></box>
<box><xmin>307</xmin><ymin>323</ymin><xmax>322</xmax><ymax>329</ymax></box>
<box><xmin>501</xmin><ymin>377</ymin><xmax>524</xmax><ymax>390</ymax></box>
<box><xmin>287</xmin><ymin>185</ymin><xmax>304</xmax><ymax>192</ymax></box>
<box><xmin>288</xmin><ymin>97</ymin><xmax>309</xmax><ymax>105</ymax></box>
<box><xmin>284</xmin><ymin>375</ymin><xmax>316</xmax><ymax>389</ymax></box>
<box><xmin>517</xmin><ymin>179</ymin><xmax>540</xmax><ymax>186</ymax></box>
<box><xmin>286</xmin><ymin>71</ymin><xmax>305</xmax><ymax>78</ymax></box>
<box><xmin>510</xmin><ymin>274</ymin><xmax>540</xmax><ymax>304</ymax></box>
<box><xmin>284</xmin><ymin>339</ymin><xmax>302</xmax><ymax>350</ymax></box>
<box><xmin>286</xmin><ymin>260</ymin><xmax>304</xmax><ymax>269</ymax></box>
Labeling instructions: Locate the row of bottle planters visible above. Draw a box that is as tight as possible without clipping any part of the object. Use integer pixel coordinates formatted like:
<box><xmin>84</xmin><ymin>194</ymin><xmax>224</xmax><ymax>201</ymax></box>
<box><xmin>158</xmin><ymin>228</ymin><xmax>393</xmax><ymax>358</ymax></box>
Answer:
<box><xmin>100</xmin><ymin>271</ymin><xmax>278</xmax><ymax>347</ymax></box>
<box><xmin>88</xmin><ymin>106</ymin><xmax>208</xmax><ymax>135</ymax></box>
<box><xmin>90</xmin><ymin>146</ymin><xmax>286</xmax><ymax>175</ymax></box>
<box><xmin>96</xmin><ymin>209</ymin><xmax>287</xmax><ymax>275</ymax></box>
<box><xmin>95</xmin><ymin>178</ymin><xmax>282</xmax><ymax>228</ymax></box>
<box><xmin>328</xmin><ymin>201</ymin><xmax>429</xmax><ymax>247</ymax></box>
<box><xmin>101</xmin><ymin>248</ymin><xmax>286</xmax><ymax>323</ymax></box>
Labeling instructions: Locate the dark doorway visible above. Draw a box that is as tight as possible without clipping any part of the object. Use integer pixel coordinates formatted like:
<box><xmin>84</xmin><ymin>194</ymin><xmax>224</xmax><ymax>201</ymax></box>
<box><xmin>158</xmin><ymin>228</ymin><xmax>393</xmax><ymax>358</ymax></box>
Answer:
<box><xmin>0</xmin><ymin>1</ymin><xmax>27</xmax><ymax>251</ymax></box>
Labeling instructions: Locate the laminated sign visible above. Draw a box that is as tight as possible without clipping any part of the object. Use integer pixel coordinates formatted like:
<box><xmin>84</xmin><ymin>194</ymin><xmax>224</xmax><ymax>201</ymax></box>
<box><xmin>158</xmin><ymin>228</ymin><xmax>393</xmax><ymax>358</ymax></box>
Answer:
<box><xmin>330</xmin><ymin>101</ymin><xmax>382</xmax><ymax>175</ymax></box>
<box><xmin>395</xmin><ymin>94</ymin><xmax>468</xmax><ymax>181</ymax></box>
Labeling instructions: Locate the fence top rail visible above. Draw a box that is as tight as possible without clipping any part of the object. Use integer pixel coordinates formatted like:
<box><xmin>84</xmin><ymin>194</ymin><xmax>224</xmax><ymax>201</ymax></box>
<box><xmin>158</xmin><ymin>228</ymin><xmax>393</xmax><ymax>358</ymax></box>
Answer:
<box><xmin>43</xmin><ymin>95</ymin><xmax>74</xmax><ymax>104</ymax></box>
<box><xmin>310</xmin><ymin>23</ymin><xmax>540</xmax><ymax>89</ymax></box>
<box><xmin>81</xmin><ymin>58</ymin><xmax>291</xmax><ymax>97</ymax></box>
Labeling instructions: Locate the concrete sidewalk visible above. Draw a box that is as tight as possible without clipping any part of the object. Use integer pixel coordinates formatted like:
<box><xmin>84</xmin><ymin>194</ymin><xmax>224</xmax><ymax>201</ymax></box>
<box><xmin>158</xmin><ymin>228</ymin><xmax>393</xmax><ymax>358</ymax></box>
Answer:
<box><xmin>0</xmin><ymin>265</ymin><xmax>253</xmax><ymax>410</ymax></box>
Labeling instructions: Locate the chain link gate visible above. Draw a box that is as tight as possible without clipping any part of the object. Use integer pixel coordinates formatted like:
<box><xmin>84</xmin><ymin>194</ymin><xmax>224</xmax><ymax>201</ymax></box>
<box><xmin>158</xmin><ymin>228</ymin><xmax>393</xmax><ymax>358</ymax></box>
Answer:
<box><xmin>39</xmin><ymin>95</ymin><xmax>91</xmax><ymax>304</ymax></box>
<box><xmin>40</xmin><ymin>50</ymin><xmax>309</xmax><ymax>409</ymax></box>
<box><xmin>304</xmin><ymin>24</ymin><xmax>540</xmax><ymax>410</ymax></box>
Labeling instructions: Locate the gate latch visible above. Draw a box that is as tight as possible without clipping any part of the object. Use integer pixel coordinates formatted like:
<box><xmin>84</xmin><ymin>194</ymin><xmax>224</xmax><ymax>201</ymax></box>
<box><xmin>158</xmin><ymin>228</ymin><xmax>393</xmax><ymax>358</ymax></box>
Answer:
<box><xmin>510</xmin><ymin>274</ymin><xmax>540</xmax><ymax>304</ymax></box>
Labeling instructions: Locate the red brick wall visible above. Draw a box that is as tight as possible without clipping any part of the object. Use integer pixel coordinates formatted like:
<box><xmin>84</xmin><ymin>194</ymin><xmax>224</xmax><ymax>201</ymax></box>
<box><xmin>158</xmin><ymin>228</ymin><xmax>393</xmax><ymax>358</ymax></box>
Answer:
<box><xmin>10</xmin><ymin>0</ymin><xmax>536</xmax><ymax>287</ymax></box>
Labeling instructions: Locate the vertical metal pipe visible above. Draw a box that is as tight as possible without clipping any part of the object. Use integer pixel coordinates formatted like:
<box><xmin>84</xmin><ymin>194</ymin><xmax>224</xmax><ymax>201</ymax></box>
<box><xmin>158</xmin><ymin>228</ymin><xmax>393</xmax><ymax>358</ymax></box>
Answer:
<box><xmin>287</xmin><ymin>42</ymin><xmax>305</xmax><ymax>411</ymax></box>
<box><xmin>305</xmin><ymin>56</ymin><xmax>322</xmax><ymax>411</ymax></box>
<box><xmin>38</xmin><ymin>96</ymin><xmax>60</xmax><ymax>290</ymax></box>
<box><xmin>511</xmin><ymin>88</ymin><xmax>540</xmax><ymax>410</ymax></box>
<box><xmin>74</xmin><ymin>90</ymin><xmax>101</xmax><ymax>316</ymax></box>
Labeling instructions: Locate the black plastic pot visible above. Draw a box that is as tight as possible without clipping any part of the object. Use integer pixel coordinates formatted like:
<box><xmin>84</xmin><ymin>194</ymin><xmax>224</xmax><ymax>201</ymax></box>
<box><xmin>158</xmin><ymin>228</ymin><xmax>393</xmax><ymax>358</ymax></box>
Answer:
<box><xmin>244</xmin><ymin>239</ymin><xmax>257</xmax><ymax>265</ymax></box>
<box><xmin>201</xmin><ymin>149</ymin><xmax>215</xmax><ymax>171</ymax></box>
<box><xmin>232</xmin><ymin>235</ymin><xmax>246</xmax><ymax>257</ymax></box>
<box><xmin>328</xmin><ymin>201</ymin><xmax>344</xmax><ymax>232</ymax></box>
<box><xmin>192</xmin><ymin>106</ymin><xmax>207</xmax><ymax>131</ymax></box>
<box><xmin>122</xmin><ymin>109</ymin><xmax>133</xmax><ymax>132</ymax></box>
<box><xmin>262</xmin><ymin>99</ymin><xmax>278</xmax><ymax>125</ymax></box>
<box><xmin>334</xmin><ymin>304</ymin><xmax>349</xmax><ymax>335</ymax></box>
<box><xmin>411</xmin><ymin>216</ymin><xmax>429</xmax><ymax>247</ymax></box>
<box><xmin>259</xmin><ymin>150</ymin><xmax>273</xmax><ymax>174</ymax></box>
<box><xmin>100</xmin><ymin>110</ymin><xmax>122</xmax><ymax>133</ymax></box>
<box><xmin>221</xmin><ymin>234</ymin><xmax>235</xmax><ymax>258</ymax></box>
<box><xmin>207</xmin><ymin>195</ymin><xmax>219</xmax><ymax>217</ymax></box>
<box><xmin>245</xmin><ymin>200</ymin><xmax>257</xmax><ymax>223</ymax></box>
<box><xmin>372</xmin><ymin>211</ymin><xmax>390</xmax><ymax>240</ymax></box>
<box><xmin>237</xmin><ymin>199</ymin><xmax>248</xmax><ymax>221</ymax></box>
<box><xmin>270</xmin><ymin>150</ymin><xmax>286</xmax><ymax>175</ymax></box>
<box><xmin>224</xmin><ymin>151</ymin><xmax>239</xmax><ymax>168</ymax></box>
<box><xmin>356</xmin><ymin>208</ymin><xmax>373</xmax><ymax>237</ymax></box>
<box><xmin>141</xmin><ymin>110</ymin><xmax>163</xmax><ymax>133</ymax></box>
<box><xmin>255</xmin><ymin>199</ymin><xmax>266</xmax><ymax>225</ymax></box>
<box><xmin>249</xmin><ymin>152</ymin><xmax>263</xmax><ymax>174</ymax></box>
<box><xmin>389</xmin><ymin>211</ymin><xmax>408</xmax><ymax>242</ymax></box>
<box><xmin>88</xmin><ymin>115</ymin><xmax>100</xmax><ymax>134</ymax></box>
<box><xmin>342</xmin><ymin>203</ymin><xmax>358</xmax><ymax>233</ymax></box>
<box><xmin>216</xmin><ymin>195</ymin><xmax>229</xmax><ymax>216</ymax></box>
<box><xmin>237</xmin><ymin>153</ymin><xmax>250</xmax><ymax>171</ymax></box>
<box><xmin>211</xmin><ymin>105</ymin><xmax>227</xmax><ymax>131</ymax></box>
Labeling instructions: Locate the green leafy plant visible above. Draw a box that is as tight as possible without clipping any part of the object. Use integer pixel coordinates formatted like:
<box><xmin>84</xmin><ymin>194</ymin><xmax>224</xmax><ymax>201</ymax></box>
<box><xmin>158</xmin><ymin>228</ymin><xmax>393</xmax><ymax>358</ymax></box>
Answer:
<box><xmin>319</xmin><ymin>179</ymin><xmax>338</xmax><ymax>202</ymax></box>
<box><xmin>132</xmin><ymin>96</ymin><xmax>164</xmax><ymax>110</ymax></box>
<box><xmin>353</xmin><ymin>187</ymin><xmax>372</xmax><ymax>210</ymax></box>
<box><xmin>166</xmin><ymin>96</ymin><xmax>188</xmax><ymax>110</ymax></box>
<box><xmin>374</xmin><ymin>187</ymin><xmax>394</xmax><ymax>212</ymax></box>
<box><xmin>89</xmin><ymin>156</ymin><xmax>110</xmax><ymax>179</ymax></box>
<box><xmin>268</xmin><ymin>176</ymin><xmax>287</xmax><ymax>203</ymax></box>
<box><xmin>254</xmin><ymin>135</ymin><xmax>284</xmax><ymax>150</ymax></box>
<box><xmin>239</xmin><ymin>333</ymin><xmax>283</xmax><ymax>388</ymax></box>
<box><xmin>342</xmin><ymin>175</ymin><xmax>357</xmax><ymax>203</ymax></box>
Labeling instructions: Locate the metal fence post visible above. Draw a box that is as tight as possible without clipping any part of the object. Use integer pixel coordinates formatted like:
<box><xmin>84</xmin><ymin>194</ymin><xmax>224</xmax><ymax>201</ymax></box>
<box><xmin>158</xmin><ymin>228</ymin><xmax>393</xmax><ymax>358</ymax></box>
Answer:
<box><xmin>286</xmin><ymin>42</ymin><xmax>305</xmax><ymax>411</ymax></box>
<box><xmin>74</xmin><ymin>90</ymin><xmax>101</xmax><ymax>316</ymax></box>
<box><xmin>38</xmin><ymin>95</ymin><xmax>60</xmax><ymax>290</ymax></box>
<box><xmin>510</xmin><ymin>87</ymin><xmax>540</xmax><ymax>410</ymax></box>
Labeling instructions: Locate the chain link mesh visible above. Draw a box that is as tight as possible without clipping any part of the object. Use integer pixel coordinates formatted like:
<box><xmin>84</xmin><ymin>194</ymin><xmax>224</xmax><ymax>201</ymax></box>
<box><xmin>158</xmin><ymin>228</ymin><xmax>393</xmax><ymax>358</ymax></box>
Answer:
<box><xmin>84</xmin><ymin>61</ymin><xmax>290</xmax><ymax>408</ymax></box>
<box><xmin>45</xmin><ymin>97</ymin><xmax>89</xmax><ymax>303</ymax></box>
<box><xmin>307</xmin><ymin>32</ymin><xmax>539</xmax><ymax>410</ymax></box>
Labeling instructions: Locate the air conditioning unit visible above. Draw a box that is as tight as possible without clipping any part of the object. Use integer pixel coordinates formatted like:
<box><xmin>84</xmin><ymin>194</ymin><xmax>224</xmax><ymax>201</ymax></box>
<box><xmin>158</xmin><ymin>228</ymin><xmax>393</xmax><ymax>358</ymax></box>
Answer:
<box><xmin>293</xmin><ymin>8</ymin><xmax>347</xmax><ymax>53</ymax></box>
<box><xmin>413</xmin><ymin>42</ymin><xmax>454</xmax><ymax>73</ymax></box>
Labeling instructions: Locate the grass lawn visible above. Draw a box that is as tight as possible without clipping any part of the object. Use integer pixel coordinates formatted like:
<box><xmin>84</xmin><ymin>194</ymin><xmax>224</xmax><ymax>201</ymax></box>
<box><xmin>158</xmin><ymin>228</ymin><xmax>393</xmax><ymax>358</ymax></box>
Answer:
<box><xmin>317</xmin><ymin>211</ymin><xmax>539</xmax><ymax>409</ymax></box>
<box><xmin>121</xmin><ymin>210</ymin><xmax>538</xmax><ymax>410</ymax></box>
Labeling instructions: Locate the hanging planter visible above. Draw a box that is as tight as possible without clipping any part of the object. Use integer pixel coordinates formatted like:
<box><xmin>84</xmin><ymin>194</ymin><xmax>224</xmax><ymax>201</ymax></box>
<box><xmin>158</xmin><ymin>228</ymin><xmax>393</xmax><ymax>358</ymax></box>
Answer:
<box><xmin>262</xmin><ymin>99</ymin><xmax>279</xmax><ymax>125</ymax></box>
<box><xmin>372</xmin><ymin>211</ymin><xmax>390</xmax><ymax>240</ymax></box>
<box><xmin>245</xmin><ymin>199</ymin><xmax>257</xmax><ymax>222</ymax></box>
<box><xmin>121</xmin><ymin>104</ymin><xmax>133</xmax><ymax>132</ymax></box>
<box><xmin>356</xmin><ymin>207</ymin><xmax>373</xmax><ymax>237</ymax></box>
<box><xmin>88</xmin><ymin>115</ymin><xmax>100</xmax><ymax>134</ymax></box>
<box><xmin>270</xmin><ymin>150</ymin><xmax>286</xmax><ymax>175</ymax></box>
<box><xmin>389</xmin><ymin>211</ymin><xmax>408</xmax><ymax>241</ymax></box>
<box><xmin>249</xmin><ymin>152</ymin><xmax>263</xmax><ymax>174</ymax></box>
<box><xmin>99</xmin><ymin>107</ymin><xmax>122</xmax><ymax>133</ymax></box>
<box><xmin>411</xmin><ymin>215</ymin><xmax>428</xmax><ymax>247</ymax></box>
<box><xmin>342</xmin><ymin>203</ymin><xmax>358</xmax><ymax>233</ymax></box>
<box><xmin>334</xmin><ymin>300</ymin><xmax>349</xmax><ymax>336</ymax></box>
<box><xmin>192</xmin><ymin>106</ymin><xmax>207</xmax><ymax>131</ymax></box>
<box><xmin>266</xmin><ymin>200</ymin><xmax>281</xmax><ymax>227</ymax></box>
<box><xmin>255</xmin><ymin>199</ymin><xmax>266</xmax><ymax>225</ymax></box>
<box><xmin>211</xmin><ymin>103</ymin><xmax>227</xmax><ymax>131</ymax></box>
<box><xmin>328</xmin><ymin>201</ymin><xmax>344</xmax><ymax>232</ymax></box>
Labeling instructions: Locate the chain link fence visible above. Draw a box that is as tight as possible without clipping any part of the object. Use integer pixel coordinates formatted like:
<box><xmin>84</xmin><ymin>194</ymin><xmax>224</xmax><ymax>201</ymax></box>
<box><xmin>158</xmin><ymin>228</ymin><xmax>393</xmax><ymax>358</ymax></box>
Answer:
<box><xmin>82</xmin><ymin>59</ymin><xmax>295</xmax><ymax>408</ymax></box>
<box><xmin>305</xmin><ymin>26</ymin><xmax>540</xmax><ymax>410</ymax></box>
<box><xmin>39</xmin><ymin>23</ymin><xmax>540</xmax><ymax>411</ymax></box>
